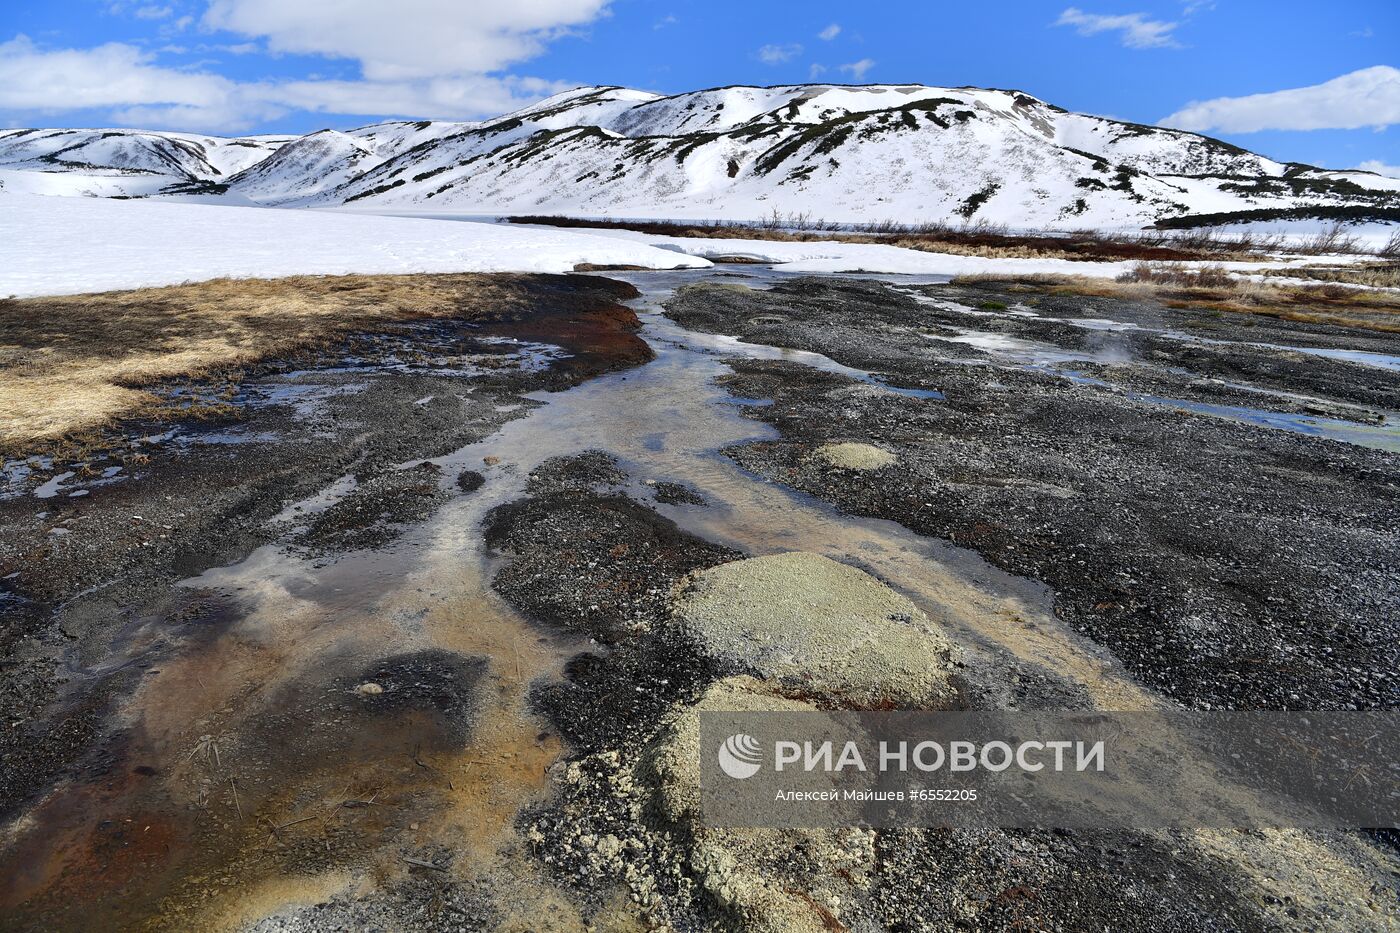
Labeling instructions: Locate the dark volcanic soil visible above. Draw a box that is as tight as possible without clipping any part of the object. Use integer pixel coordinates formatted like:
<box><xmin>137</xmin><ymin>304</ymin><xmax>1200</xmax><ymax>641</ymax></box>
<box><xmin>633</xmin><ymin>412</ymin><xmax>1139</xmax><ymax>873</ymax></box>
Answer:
<box><xmin>1</xmin><ymin>268</ymin><xmax>1396</xmax><ymax>932</ymax></box>
<box><xmin>484</xmin><ymin>451</ymin><xmax>736</xmax><ymax>747</ymax></box>
<box><xmin>0</xmin><ymin>274</ymin><xmax>651</xmax><ymax>929</ymax></box>
<box><xmin>480</xmin><ymin>454</ymin><xmax>1324</xmax><ymax>933</ymax></box>
<box><xmin>665</xmin><ymin>277</ymin><xmax>1400</xmax><ymax>712</ymax></box>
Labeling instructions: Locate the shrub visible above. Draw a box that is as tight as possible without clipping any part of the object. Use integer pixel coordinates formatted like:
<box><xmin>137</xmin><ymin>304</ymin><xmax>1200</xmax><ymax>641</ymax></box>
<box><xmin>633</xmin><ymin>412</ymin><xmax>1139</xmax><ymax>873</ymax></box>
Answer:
<box><xmin>1297</xmin><ymin>221</ymin><xmax>1362</xmax><ymax>256</ymax></box>
<box><xmin>1116</xmin><ymin>262</ymin><xmax>1235</xmax><ymax>288</ymax></box>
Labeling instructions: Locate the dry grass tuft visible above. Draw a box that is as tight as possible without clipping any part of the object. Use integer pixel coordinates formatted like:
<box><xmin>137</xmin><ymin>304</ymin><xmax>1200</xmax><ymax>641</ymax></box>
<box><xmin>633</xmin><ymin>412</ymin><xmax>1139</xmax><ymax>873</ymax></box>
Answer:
<box><xmin>0</xmin><ymin>273</ymin><xmax>533</xmax><ymax>455</ymax></box>
<box><xmin>956</xmin><ymin>263</ymin><xmax>1400</xmax><ymax>333</ymax></box>
<box><xmin>1115</xmin><ymin>263</ymin><xmax>1237</xmax><ymax>289</ymax></box>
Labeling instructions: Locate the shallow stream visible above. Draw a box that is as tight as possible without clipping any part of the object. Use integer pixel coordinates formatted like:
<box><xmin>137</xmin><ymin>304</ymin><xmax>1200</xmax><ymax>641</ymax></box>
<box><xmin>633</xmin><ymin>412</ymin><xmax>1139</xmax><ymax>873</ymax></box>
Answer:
<box><xmin>6</xmin><ymin>265</ymin><xmax>1396</xmax><ymax>928</ymax></box>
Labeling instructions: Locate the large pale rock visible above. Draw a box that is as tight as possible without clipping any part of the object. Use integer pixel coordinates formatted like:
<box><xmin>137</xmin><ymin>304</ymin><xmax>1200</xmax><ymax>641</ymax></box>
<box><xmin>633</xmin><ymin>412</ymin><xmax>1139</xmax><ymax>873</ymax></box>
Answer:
<box><xmin>671</xmin><ymin>551</ymin><xmax>957</xmax><ymax>708</ymax></box>
<box><xmin>646</xmin><ymin>676</ymin><xmax>875</xmax><ymax>933</ymax></box>
<box><xmin>814</xmin><ymin>442</ymin><xmax>897</xmax><ymax>471</ymax></box>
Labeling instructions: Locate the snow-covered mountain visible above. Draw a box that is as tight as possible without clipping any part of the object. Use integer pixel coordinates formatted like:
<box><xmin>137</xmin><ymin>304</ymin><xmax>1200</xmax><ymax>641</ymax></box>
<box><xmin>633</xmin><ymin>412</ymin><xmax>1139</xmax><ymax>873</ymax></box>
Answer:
<box><xmin>0</xmin><ymin>127</ymin><xmax>292</xmax><ymax>198</ymax></box>
<box><xmin>3</xmin><ymin>84</ymin><xmax>1397</xmax><ymax>228</ymax></box>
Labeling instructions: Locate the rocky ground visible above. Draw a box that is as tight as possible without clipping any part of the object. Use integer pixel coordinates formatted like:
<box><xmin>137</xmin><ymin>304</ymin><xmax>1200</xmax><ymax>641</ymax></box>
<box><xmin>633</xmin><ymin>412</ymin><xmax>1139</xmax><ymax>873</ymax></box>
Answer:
<box><xmin>0</xmin><ymin>274</ymin><xmax>654</xmax><ymax>929</ymax></box>
<box><xmin>0</xmin><ymin>270</ymin><xmax>1396</xmax><ymax>931</ymax></box>
<box><xmin>665</xmin><ymin>277</ymin><xmax>1400</xmax><ymax>712</ymax></box>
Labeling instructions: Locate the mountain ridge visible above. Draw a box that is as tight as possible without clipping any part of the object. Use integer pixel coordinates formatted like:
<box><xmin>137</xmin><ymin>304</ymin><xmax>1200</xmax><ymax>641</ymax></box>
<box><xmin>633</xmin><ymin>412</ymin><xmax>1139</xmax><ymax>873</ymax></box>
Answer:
<box><xmin>2</xmin><ymin>83</ymin><xmax>1396</xmax><ymax>228</ymax></box>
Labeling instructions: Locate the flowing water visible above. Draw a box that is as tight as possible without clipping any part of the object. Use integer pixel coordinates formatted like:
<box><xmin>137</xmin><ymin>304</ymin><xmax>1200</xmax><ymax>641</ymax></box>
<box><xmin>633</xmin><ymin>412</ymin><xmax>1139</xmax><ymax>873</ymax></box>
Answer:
<box><xmin>5</xmin><ymin>266</ymin><xmax>1393</xmax><ymax>928</ymax></box>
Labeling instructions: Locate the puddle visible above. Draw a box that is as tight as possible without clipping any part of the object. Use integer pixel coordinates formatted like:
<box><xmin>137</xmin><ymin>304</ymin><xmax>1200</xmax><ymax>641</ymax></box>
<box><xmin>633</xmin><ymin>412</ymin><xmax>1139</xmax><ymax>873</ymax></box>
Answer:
<box><xmin>270</xmin><ymin>474</ymin><xmax>358</xmax><ymax>525</ymax></box>
<box><xmin>238</xmin><ymin>381</ymin><xmax>370</xmax><ymax>419</ymax></box>
<box><xmin>1136</xmin><ymin>396</ymin><xmax>1400</xmax><ymax>452</ymax></box>
<box><xmin>1242</xmin><ymin>343</ymin><xmax>1400</xmax><ymax>373</ymax></box>
<box><xmin>888</xmin><ymin>284</ymin><xmax>1400</xmax><ymax>452</ymax></box>
<box><xmin>172</xmin><ymin>429</ymin><xmax>285</xmax><ymax>447</ymax></box>
<box><xmin>0</xmin><ymin>459</ymin><xmax>43</xmax><ymax>501</ymax></box>
<box><xmin>32</xmin><ymin>471</ymin><xmax>75</xmax><ymax>500</ymax></box>
<box><xmin>923</xmin><ymin>328</ymin><xmax>1135</xmax><ymax>367</ymax></box>
<box><xmin>279</xmin><ymin>332</ymin><xmax>567</xmax><ymax>380</ymax></box>
<box><xmin>1028</xmin><ymin>368</ymin><xmax>1400</xmax><ymax>452</ymax></box>
<box><xmin>673</xmin><ymin>329</ymin><xmax>945</xmax><ymax>400</ymax></box>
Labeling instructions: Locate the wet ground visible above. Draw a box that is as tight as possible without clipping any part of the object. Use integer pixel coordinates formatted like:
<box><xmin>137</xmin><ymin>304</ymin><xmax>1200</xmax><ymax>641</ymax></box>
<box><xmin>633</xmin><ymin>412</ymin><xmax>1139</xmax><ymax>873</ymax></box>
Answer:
<box><xmin>0</xmin><ymin>266</ymin><xmax>1397</xmax><ymax>930</ymax></box>
<box><xmin>663</xmin><ymin>274</ymin><xmax>1400</xmax><ymax>711</ymax></box>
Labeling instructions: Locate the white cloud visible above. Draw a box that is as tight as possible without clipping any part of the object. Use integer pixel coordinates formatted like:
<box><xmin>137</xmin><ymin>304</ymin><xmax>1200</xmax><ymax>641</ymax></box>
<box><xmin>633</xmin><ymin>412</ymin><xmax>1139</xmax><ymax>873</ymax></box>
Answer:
<box><xmin>654</xmin><ymin>14</ymin><xmax>677</xmax><ymax>30</ymax></box>
<box><xmin>1</xmin><ymin>4</ymin><xmax>616</xmax><ymax>131</ymax></box>
<box><xmin>809</xmin><ymin>63</ymin><xmax>827</xmax><ymax>80</ymax></box>
<box><xmin>0</xmin><ymin>35</ymin><xmax>250</xmax><ymax>122</ymax></box>
<box><xmin>839</xmin><ymin>59</ymin><xmax>875</xmax><ymax>80</ymax></box>
<box><xmin>1356</xmin><ymin>159</ymin><xmax>1400</xmax><ymax>178</ymax></box>
<box><xmin>818</xmin><ymin>23</ymin><xmax>841</xmax><ymax>41</ymax></box>
<box><xmin>1162</xmin><ymin>66</ymin><xmax>1400</xmax><ymax>133</ymax></box>
<box><xmin>1055</xmin><ymin>8</ymin><xmax>1181</xmax><ymax>49</ymax></box>
<box><xmin>756</xmin><ymin>43</ymin><xmax>802</xmax><ymax>65</ymax></box>
<box><xmin>0</xmin><ymin>33</ymin><xmax>579</xmax><ymax>132</ymax></box>
<box><xmin>203</xmin><ymin>0</ymin><xmax>611</xmax><ymax>81</ymax></box>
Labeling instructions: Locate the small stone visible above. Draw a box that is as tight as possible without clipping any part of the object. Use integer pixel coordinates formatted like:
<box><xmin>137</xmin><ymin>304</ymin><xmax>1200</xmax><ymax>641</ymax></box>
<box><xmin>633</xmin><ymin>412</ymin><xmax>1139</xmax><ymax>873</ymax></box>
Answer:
<box><xmin>355</xmin><ymin>682</ymin><xmax>384</xmax><ymax>695</ymax></box>
<box><xmin>813</xmin><ymin>442</ymin><xmax>897</xmax><ymax>471</ymax></box>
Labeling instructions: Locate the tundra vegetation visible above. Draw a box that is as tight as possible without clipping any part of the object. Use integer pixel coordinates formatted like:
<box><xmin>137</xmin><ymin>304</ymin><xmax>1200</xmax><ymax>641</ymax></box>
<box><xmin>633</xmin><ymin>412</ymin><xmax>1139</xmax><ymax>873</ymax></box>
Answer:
<box><xmin>0</xmin><ymin>273</ymin><xmax>537</xmax><ymax>455</ymax></box>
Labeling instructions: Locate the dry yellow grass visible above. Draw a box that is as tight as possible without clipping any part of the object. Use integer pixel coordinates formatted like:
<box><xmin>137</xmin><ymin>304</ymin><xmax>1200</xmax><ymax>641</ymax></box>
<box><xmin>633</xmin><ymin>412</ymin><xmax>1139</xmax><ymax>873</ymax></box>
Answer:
<box><xmin>0</xmin><ymin>273</ymin><xmax>532</xmax><ymax>456</ymax></box>
<box><xmin>954</xmin><ymin>266</ymin><xmax>1400</xmax><ymax>333</ymax></box>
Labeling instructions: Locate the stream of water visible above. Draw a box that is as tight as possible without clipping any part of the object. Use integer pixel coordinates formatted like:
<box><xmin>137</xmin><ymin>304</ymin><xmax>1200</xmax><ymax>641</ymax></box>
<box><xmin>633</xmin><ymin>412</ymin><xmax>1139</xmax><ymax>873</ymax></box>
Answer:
<box><xmin>7</xmin><ymin>265</ymin><xmax>1395</xmax><ymax>928</ymax></box>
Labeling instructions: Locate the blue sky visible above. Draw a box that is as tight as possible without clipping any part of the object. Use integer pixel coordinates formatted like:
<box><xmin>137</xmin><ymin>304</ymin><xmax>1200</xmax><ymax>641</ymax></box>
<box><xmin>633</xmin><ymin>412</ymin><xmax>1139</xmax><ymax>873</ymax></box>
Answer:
<box><xmin>1</xmin><ymin>1</ymin><xmax>1396</xmax><ymax>175</ymax></box>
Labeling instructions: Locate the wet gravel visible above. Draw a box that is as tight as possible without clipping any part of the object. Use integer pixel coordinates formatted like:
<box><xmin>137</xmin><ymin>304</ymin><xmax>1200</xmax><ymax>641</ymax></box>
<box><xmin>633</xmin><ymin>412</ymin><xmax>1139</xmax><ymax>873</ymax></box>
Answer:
<box><xmin>651</xmin><ymin>480</ymin><xmax>707</xmax><ymax>506</ymax></box>
<box><xmin>294</xmin><ymin>462</ymin><xmax>450</xmax><ymax>554</ymax></box>
<box><xmin>666</xmin><ymin>277</ymin><xmax>1400</xmax><ymax>711</ymax></box>
<box><xmin>4</xmin><ymin>270</ymin><xmax>1396</xmax><ymax>931</ymax></box>
<box><xmin>871</xmin><ymin>827</ymin><xmax>1272</xmax><ymax>932</ymax></box>
<box><xmin>0</xmin><ymin>274</ymin><xmax>649</xmax><ymax>828</ymax></box>
<box><xmin>485</xmin><ymin>451</ymin><xmax>736</xmax><ymax>747</ymax></box>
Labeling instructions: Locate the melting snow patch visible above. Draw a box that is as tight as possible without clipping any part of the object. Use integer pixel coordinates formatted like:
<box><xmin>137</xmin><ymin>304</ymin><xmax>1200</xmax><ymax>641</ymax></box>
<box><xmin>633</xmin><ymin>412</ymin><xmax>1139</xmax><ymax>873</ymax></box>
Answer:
<box><xmin>0</xmin><ymin>194</ymin><xmax>711</xmax><ymax>298</ymax></box>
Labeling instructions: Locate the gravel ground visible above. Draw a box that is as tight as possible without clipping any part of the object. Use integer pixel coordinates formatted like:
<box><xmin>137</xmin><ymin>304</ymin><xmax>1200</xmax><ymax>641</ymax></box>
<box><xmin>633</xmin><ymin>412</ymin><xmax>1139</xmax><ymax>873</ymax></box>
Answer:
<box><xmin>3</xmin><ymin>270</ymin><xmax>1396</xmax><ymax>931</ymax></box>
<box><xmin>665</xmin><ymin>277</ymin><xmax>1400</xmax><ymax>711</ymax></box>
<box><xmin>0</xmin><ymin>275</ymin><xmax>655</xmax><ymax>930</ymax></box>
<box><xmin>484</xmin><ymin>453</ymin><xmax>1328</xmax><ymax>932</ymax></box>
